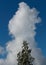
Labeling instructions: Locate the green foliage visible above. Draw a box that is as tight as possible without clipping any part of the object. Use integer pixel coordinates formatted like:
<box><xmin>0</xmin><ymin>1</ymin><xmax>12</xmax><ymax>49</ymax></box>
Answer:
<box><xmin>17</xmin><ymin>41</ymin><xmax>34</xmax><ymax>65</ymax></box>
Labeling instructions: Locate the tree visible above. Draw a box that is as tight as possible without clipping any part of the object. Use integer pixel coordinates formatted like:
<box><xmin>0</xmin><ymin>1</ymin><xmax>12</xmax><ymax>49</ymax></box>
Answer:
<box><xmin>17</xmin><ymin>41</ymin><xmax>34</xmax><ymax>65</ymax></box>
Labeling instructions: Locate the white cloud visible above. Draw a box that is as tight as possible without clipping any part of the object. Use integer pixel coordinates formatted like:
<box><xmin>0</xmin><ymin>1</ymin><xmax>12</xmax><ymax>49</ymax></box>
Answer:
<box><xmin>0</xmin><ymin>46</ymin><xmax>5</xmax><ymax>55</ymax></box>
<box><xmin>0</xmin><ymin>2</ymin><xmax>46</xmax><ymax>65</ymax></box>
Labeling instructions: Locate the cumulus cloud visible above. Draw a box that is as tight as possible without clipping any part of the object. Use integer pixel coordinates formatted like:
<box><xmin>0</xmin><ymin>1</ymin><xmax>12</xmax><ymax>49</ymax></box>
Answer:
<box><xmin>0</xmin><ymin>2</ymin><xmax>46</xmax><ymax>65</ymax></box>
<box><xmin>0</xmin><ymin>46</ymin><xmax>5</xmax><ymax>55</ymax></box>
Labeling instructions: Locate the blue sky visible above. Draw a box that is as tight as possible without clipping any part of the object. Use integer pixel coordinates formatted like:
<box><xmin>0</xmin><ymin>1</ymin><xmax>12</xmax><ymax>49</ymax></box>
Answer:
<box><xmin>0</xmin><ymin>0</ymin><xmax>46</xmax><ymax>58</ymax></box>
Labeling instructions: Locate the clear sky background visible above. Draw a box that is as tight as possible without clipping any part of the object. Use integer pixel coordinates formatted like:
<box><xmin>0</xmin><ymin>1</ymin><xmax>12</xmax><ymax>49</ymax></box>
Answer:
<box><xmin>0</xmin><ymin>0</ymin><xmax>46</xmax><ymax>58</ymax></box>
